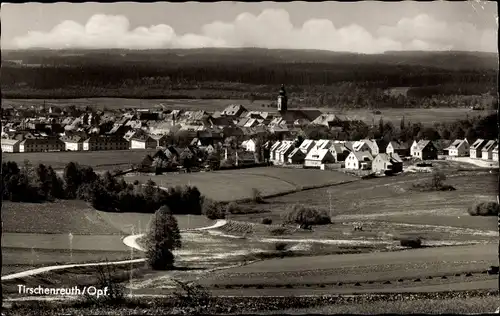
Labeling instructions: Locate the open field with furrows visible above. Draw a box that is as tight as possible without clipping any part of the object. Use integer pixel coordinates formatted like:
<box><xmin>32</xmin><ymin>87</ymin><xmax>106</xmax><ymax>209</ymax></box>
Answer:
<box><xmin>125</xmin><ymin>167</ymin><xmax>358</xmax><ymax>202</ymax></box>
<box><xmin>193</xmin><ymin>244</ymin><xmax>497</xmax><ymax>288</ymax></box>
<box><xmin>4</xmin><ymin>98</ymin><xmax>494</xmax><ymax>125</ymax></box>
<box><xmin>276</xmin><ymin>296</ymin><xmax>500</xmax><ymax>314</ymax></box>
<box><xmin>2</xmin><ymin>149</ymin><xmax>157</xmax><ymax>170</ymax></box>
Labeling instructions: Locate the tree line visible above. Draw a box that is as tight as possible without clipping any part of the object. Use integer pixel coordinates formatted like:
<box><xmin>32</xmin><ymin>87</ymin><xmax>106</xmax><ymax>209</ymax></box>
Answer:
<box><xmin>1</xmin><ymin>160</ymin><xmax>204</xmax><ymax>215</ymax></box>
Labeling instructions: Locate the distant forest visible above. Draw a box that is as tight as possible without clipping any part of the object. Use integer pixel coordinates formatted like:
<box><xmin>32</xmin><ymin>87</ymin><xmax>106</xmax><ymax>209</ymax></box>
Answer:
<box><xmin>1</xmin><ymin>48</ymin><xmax>498</xmax><ymax>108</ymax></box>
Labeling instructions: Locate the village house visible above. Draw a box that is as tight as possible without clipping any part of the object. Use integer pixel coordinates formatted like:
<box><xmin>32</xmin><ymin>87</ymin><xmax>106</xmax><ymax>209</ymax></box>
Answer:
<box><xmin>130</xmin><ymin>135</ymin><xmax>157</xmax><ymax>150</ymax></box>
<box><xmin>19</xmin><ymin>136</ymin><xmax>65</xmax><ymax>152</ymax></box>
<box><xmin>372</xmin><ymin>153</ymin><xmax>403</xmax><ymax>174</ymax></box>
<box><xmin>329</xmin><ymin>143</ymin><xmax>349</xmax><ymax>162</ymax></box>
<box><xmin>481</xmin><ymin>140</ymin><xmax>497</xmax><ymax>160</ymax></box>
<box><xmin>354</xmin><ymin>139</ymin><xmax>379</xmax><ymax>156</ymax></box>
<box><xmin>276</xmin><ymin>141</ymin><xmax>295</xmax><ymax>164</ymax></box>
<box><xmin>411</xmin><ymin>140</ymin><xmax>438</xmax><ymax>160</ymax></box>
<box><xmin>298</xmin><ymin>139</ymin><xmax>316</xmax><ymax>154</ymax></box>
<box><xmin>1</xmin><ymin>139</ymin><xmax>20</xmax><ymax>153</ymax></box>
<box><xmin>469</xmin><ymin>138</ymin><xmax>487</xmax><ymax>158</ymax></box>
<box><xmin>221</xmin><ymin>105</ymin><xmax>248</xmax><ymax>117</ymax></box>
<box><xmin>345</xmin><ymin>151</ymin><xmax>374</xmax><ymax>170</ymax></box>
<box><xmin>151</xmin><ymin>134</ymin><xmax>169</xmax><ymax>148</ymax></box>
<box><xmin>304</xmin><ymin>148</ymin><xmax>336</xmax><ymax>168</ymax></box>
<box><xmin>445</xmin><ymin>139</ymin><xmax>470</xmax><ymax>157</ymax></box>
<box><xmin>241</xmin><ymin>139</ymin><xmax>257</xmax><ymax>152</ymax></box>
<box><xmin>310</xmin><ymin>113</ymin><xmax>343</xmax><ymax>128</ymax></box>
<box><xmin>492</xmin><ymin>144</ymin><xmax>498</xmax><ymax>162</ymax></box>
<box><xmin>83</xmin><ymin>135</ymin><xmax>129</xmax><ymax>151</ymax></box>
<box><xmin>269</xmin><ymin>141</ymin><xmax>282</xmax><ymax>162</ymax></box>
<box><xmin>386</xmin><ymin>141</ymin><xmax>410</xmax><ymax>157</ymax></box>
<box><xmin>287</xmin><ymin>147</ymin><xmax>306</xmax><ymax>164</ymax></box>
<box><xmin>61</xmin><ymin>135</ymin><xmax>84</xmax><ymax>151</ymax></box>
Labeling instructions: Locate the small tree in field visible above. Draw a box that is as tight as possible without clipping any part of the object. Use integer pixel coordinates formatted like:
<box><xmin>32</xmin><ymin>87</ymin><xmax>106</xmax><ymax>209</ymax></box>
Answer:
<box><xmin>145</xmin><ymin>205</ymin><xmax>182</xmax><ymax>270</ymax></box>
<box><xmin>431</xmin><ymin>171</ymin><xmax>446</xmax><ymax>190</ymax></box>
<box><xmin>283</xmin><ymin>204</ymin><xmax>331</xmax><ymax>229</ymax></box>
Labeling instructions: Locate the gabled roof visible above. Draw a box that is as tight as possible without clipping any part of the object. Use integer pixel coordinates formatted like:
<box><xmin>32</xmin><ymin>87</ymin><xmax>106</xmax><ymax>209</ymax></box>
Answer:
<box><xmin>387</xmin><ymin>141</ymin><xmax>409</xmax><ymax>150</ymax></box>
<box><xmin>376</xmin><ymin>153</ymin><xmax>402</xmax><ymax>164</ymax></box>
<box><xmin>299</xmin><ymin>139</ymin><xmax>316</xmax><ymax>150</ymax></box>
<box><xmin>277</xmin><ymin>141</ymin><xmax>294</xmax><ymax>154</ymax></box>
<box><xmin>470</xmin><ymin>138</ymin><xmax>487</xmax><ymax>150</ymax></box>
<box><xmin>351</xmin><ymin>151</ymin><xmax>374</xmax><ymax>161</ymax></box>
<box><xmin>482</xmin><ymin>140</ymin><xmax>497</xmax><ymax>151</ymax></box>
<box><xmin>288</xmin><ymin>147</ymin><xmax>306</xmax><ymax>158</ymax></box>
<box><xmin>270</xmin><ymin>141</ymin><xmax>282</xmax><ymax>152</ymax></box>
<box><xmin>305</xmin><ymin>148</ymin><xmax>332</xmax><ymax>161</ymax></box>
<box><xmin>315</xmin><ymin>139</ymin><xmax>333</xmax><ymax>150</ymax></box>
<box><xmin>415</xmin><ymin>140</ymin><xmax>434</xmax><ymax>151</ymax></box>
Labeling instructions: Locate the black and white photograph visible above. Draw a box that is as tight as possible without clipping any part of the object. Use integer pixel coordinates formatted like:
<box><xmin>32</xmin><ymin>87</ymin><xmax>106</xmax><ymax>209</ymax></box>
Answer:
<box><xmin>1</xmin><ymin>1</ymin><xmax>499</xmax><ymax>314</ymax></box>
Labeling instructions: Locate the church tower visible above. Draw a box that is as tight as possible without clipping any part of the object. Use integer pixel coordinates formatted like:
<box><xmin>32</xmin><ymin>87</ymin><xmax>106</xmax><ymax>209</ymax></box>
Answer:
<box><xmin>277</xmin><ymin>84</ymin><xmax>288</xmax><ymax>113</ymax></box>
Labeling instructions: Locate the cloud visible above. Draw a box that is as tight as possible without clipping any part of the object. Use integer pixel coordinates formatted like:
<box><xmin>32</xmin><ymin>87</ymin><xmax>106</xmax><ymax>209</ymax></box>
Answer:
<box><xmin>10</xmin><ymin>9</ymin><xmax>497</xmax><ymax>53</ymax></box>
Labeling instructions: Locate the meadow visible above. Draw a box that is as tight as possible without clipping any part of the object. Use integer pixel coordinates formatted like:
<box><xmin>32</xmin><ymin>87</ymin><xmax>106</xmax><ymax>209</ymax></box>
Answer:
<box><xmin>125</xmin><ymin>167</ymin><xmax>358</xmax><ymax>202</ymax></box>
<box><xmin>2</xmin><ymin>149</ymin><xmax>157</xmax><ymax>170</ymax></box>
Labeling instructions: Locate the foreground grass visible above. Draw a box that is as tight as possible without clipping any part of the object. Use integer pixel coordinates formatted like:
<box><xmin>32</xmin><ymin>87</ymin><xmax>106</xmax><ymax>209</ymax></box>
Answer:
<box><xmin>4</xmin><ymin>291</ymin><xmax>499</xmax><ymax>315</ymax></box>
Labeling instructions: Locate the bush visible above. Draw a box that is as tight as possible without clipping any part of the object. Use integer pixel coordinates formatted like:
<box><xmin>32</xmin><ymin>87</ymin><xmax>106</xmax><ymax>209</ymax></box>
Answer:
<box><xmin>400</xmin><ymin>237</ymin><xmax>423</xmax><ymax>248</ymax></box>
<box><xmin>269</xmin><ymin>227</ymin><xmax>287</xmax><ymax>236</ymax></box>
<box><xmin>261</xmin><ymin>218</ymin><xmax>273</xmax><ymax>225</ymax></box>
<box><xmin>274</xmin><ymin>242</ymin><xmax>288</xmax><ymax>251</ymax></box>
<box><xmin>145</xmin><ymin>206</ymin><xmax>182</xmax><ymax>270</ymax></box>
<box><xmin>202</xmin><ymin>198</ymin><xmax>226</xmax><ymax>220</ymax></box>
<box><xmin>133</xmin><ymin>180</ymin><xmax>140</xmax><ymax>185</ymax></box>
<box><xmin>251</xmin><ymin>188</ymin><xmax>264</xmax><ymax>203</ymax></box>
<box><xmin>226</xmin><ymin>202</ymin><xmax>241</xmax><ymax>214</ymax></box>
<box><xmin>468</xmin><ymin>202</ymin><xmax>499</xmax><ymax>216</ymax></box>
<box><xmin>283</xmin><ymin>204</ymin><xmax>331</xmax><ymax>228</ymax></box>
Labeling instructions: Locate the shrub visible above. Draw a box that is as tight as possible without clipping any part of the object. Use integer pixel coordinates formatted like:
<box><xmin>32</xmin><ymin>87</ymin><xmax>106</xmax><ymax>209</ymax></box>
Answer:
<box><xmin>283</xmin><ymin>204</ymin><xmax>331</xmax><ymax>228</ymax></box>
<box><xmin>251</xmin><ymin>188</ymin><xmax>264</xmax><ymax>203</ymax></box>
<box><xmin>261</xmin><ymin>218</ymin><xmax>273</xmax><ymax>225</ymax></box>
<box><xmin>133</xmin><ymin>180</ymin><xmax>140</xmax><ymax>185</ymax></box>
<box><xmin>274</xmin><ymin>242</ymin><xmax>288</xmax><ymax>251</ymax></box>
<box><xmin>202</xmin><ymin>198</ymin><xmax>226</xmax><ymax>220</ymax></box>
<box><xmin>269</xmin><ymin>227</ymin><xmax>287</xmax><ymax>236</ymax></box>
<box><xmin>145</xmin><ymin>206</ymin><xmax>182</xmax><ymax>270</ymax></box>
<box><xmin>400</xmin><ymin>237</ymin><xmax>422</xmax><ymax>248</ymax></box>
<box><xmin>172</xmin><ymin>279</ymin><xmax>210</xmax><ymax>310</ymax></box>
<box><xmin>226</xmin><ymin>202</ymin><xmax>241</xmax><ymax>214</ymax></box>
<box><xmin>468</xmin><ymin>202</ymin><xmax>499</xmax><ymax>216</ymax></box>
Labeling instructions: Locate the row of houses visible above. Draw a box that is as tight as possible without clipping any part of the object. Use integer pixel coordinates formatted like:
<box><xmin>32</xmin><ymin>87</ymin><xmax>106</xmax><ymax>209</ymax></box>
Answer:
<box><xmin>261</xmin><ymin>137</ymin><xmax>498</xmax><ymax>173</ymax></box>
<box><xmin>1</xmin><ymin>134</ymin><xmax>170</xmax><ymax>153</ymax></box>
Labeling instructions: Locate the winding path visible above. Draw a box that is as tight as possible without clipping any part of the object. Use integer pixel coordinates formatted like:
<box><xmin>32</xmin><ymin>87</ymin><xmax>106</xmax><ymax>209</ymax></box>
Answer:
<box><xmin>1</xmin><ymin>220</ymin><xmax>228</xmax><ymax>281</ymax></box>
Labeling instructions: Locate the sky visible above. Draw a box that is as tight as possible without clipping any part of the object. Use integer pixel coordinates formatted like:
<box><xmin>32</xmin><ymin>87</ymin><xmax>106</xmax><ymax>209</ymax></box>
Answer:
<box><xmin>1</xmin><ymin>1</ymin><xmax>498</xmax><ymax>53</ymax></box>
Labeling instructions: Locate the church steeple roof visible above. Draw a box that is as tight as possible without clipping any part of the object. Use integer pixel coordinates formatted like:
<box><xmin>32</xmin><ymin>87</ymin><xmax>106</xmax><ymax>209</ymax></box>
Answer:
<box><xmin>279</xmin><ymin>84</ymin><xmax>287</xmax><ymax>97</ymax></box>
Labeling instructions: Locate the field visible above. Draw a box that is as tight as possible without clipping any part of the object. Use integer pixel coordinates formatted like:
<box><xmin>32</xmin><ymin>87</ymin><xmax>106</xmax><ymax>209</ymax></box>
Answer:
<box><xmin>125</xmin><ymin>167</ymin><xmax>358</xmax><ymax>202</ymax></box>
<box><xmin>3</xmin><ymin>98</ymin><xmax>494</xmax><ymax>126</ymax></box>
<box><xmin>2</xmin><ymin>149</ymin><xmax>156</xmax><ymax>170</ymax></box>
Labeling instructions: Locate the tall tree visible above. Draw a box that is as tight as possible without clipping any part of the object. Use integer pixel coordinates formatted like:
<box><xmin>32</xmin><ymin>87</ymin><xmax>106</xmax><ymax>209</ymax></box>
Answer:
<box><xmin>145</xmin><ymin>205</ymin><xmax>182</xmax><ymax>270</ymax></box>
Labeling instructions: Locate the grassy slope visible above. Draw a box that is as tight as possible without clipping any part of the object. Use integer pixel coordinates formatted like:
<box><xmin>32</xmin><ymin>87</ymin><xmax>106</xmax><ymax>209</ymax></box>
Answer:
<box><xmin>125</xmin><ymin>167</ymin><xmax>357</xmax><ymax>202</ymax></box>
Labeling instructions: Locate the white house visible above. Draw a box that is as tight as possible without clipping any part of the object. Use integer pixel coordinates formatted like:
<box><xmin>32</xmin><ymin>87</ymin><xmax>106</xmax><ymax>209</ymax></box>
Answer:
<box><xmin>1</xmin><ymin>139</ymin><xmax>20</xmax><ymax>153</ymax></box>
<box><xmin>61</xmin><ymin>135</ymin><xmax>84</xmax><ymax>151</ymax></box>
<box><xmin>481</xmin><ymin>140</ymin><xmax>497</xmax><ymax>160</ymax></box>
<box><xmin>470</xmin><ymin>139</ymin><xmax>487</xmax><ymax>158</ymax></box>
<box><xmin>130</xmin><ymin>136</ymin><xmax>157</xmax><ymax>149</ymax></box>
<box><xmin>345</xmin><ymin>151</ymin><xmax>374</xmax><ymax>170</ymax></box>
<box><xmin>304</xmin><ymin>148</ymin><xmax>336</xmax><ymax>168</ymax></box>
<box><xmin>493</xmin><ymin>144</ymin><xmax>498</xmax><ymax>162</ymax></box>
<box><xmin>241</xmin><ymin>139</ymin><xmax>257</xmax><ymax>152</ymax></box>
<box><xmin>353</xmin><ymin>139</ymin><xmax>379</xmax><ymax>156</ymax></box>
<box><xmin>269</xmin><ymin>141</ymin><xmax>282</xmax><ymax>162</ymax></box>
<box><xmin>445</xmin><ymin>139</ymin><xmax>470</xmax><ymax>157</ymax></box>
<box><xmin>276</xmin><ymin>141</ymin><xmax>295</xmax><ymax>164</ymax></box>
